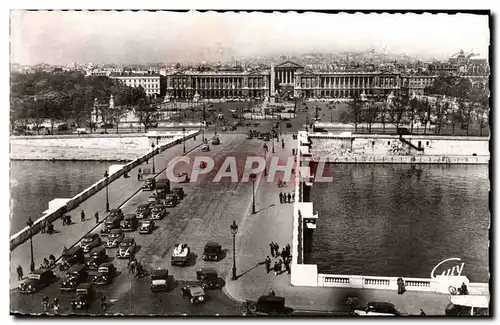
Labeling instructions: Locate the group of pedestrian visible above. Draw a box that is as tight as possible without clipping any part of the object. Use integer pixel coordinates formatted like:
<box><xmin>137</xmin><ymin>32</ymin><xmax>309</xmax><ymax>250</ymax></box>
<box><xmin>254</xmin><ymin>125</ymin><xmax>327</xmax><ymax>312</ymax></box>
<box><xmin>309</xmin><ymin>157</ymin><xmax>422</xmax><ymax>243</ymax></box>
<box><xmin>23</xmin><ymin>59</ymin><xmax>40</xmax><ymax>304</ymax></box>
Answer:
<box><xmin>279</xmin><ymin>192</ymin><xmax>294</xmax><ymax>204</ymax></box>
<box><xmin>61</xmin><ymin>214</ymin><xmax>72</xmax><ymax>226</ymax></box>
<box><xmin>40</xmin><ymin>254</ymin><xmax>56</xmax><ymax>269</ymax></box>
<box><xmin>40</xmin><ymin>219</ymin><xmax>54</xmax><ymax>234</ymax></box>
<box><xmin>265</xmin><ymin>242</ymin><xmax>292</xmax><ymax>276</ymax></box>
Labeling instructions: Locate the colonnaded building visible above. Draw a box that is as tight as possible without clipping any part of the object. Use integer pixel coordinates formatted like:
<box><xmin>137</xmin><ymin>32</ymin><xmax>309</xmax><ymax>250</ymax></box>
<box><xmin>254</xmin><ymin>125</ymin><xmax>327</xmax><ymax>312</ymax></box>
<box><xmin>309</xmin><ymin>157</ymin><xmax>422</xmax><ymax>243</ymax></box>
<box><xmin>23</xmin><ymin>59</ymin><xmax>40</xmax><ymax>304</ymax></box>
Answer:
<box><xmin>165</xmin><ymin>61</ymin><xmax>438</xmax><ymax>100</ymax></box>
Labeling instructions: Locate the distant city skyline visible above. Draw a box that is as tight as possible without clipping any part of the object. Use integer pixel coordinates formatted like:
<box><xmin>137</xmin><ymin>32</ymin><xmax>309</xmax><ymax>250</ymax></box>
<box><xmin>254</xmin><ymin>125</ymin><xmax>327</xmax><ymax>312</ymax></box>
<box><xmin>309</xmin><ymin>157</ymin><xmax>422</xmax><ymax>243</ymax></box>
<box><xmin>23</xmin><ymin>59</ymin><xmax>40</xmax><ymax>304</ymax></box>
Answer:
<box><xmin>10</xmin><ymin>11</ymin><xmax>490</xmax><ymax>65</ymax></box>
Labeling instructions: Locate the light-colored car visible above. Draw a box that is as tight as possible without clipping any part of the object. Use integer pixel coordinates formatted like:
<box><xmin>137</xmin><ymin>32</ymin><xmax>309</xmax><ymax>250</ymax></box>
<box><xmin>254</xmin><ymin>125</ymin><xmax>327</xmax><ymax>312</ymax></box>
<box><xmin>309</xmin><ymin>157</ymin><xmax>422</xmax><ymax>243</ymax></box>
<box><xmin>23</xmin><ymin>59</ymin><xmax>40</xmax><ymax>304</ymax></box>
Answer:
<box><xmin>139</xmin><ymin>219</ymin><xmax>155</xmax><ymax>234</ymax></box>
<box><xmin>106</xmin><ymin>229</ymin><xmax>124</xmax><ymax>248</ymax></box>
<box><xmin>151</xmin><ymin>204</ymin><xmax>167</xmax><ymax>220</ymax></box>
<box><xmin>352</xmin><ymin>302</ymin><xmax>401</xmax><ymax>316</ymax></box>
<box><xmin>201</xmin><ymin>144</ymin><xmax>210</xmax><ymax>152</ymax></box>
<box><xmin>116</xmin><ymin>238</ymin><xmax>136</xmax><ymax>259</ymax></box>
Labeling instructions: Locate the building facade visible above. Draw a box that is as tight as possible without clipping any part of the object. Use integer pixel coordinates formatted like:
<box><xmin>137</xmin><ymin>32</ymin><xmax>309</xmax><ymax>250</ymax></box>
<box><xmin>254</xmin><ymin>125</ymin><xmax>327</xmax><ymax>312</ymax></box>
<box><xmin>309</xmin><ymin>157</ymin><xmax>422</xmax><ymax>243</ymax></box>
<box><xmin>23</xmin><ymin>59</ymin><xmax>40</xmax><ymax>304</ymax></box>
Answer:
<box><xmin>400</xmin><ymin>75</ymin><xmax>437</xmax><ymax>97</ymax></box>
<box><xmin>110</xmin><ymin>73</ymin><xmax>162</xmax><ymax>97</ymax></box>
<box><xmin>165</xmin><ymin>60</ymin><xmax>437</xmax><ymax>100</ymax></box>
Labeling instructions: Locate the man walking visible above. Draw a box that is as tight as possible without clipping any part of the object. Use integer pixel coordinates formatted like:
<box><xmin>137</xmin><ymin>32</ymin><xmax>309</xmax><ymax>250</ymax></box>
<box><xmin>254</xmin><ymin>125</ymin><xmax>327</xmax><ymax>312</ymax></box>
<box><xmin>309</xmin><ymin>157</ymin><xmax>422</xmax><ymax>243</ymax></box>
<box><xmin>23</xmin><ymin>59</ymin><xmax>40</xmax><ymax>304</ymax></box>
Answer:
<box><xmin>265</xmin><ymin>256</ymin><xmax>271</xmax><ymax>274</ymax></box>
<box><xmin>95</xmin><ymin>212</ymin><xmax>99</xmax><ymax>224</ymax></box>
<box><xmin>284</xmin><ymin>257</ymin><xmax>291</xmax><ymax>275</ymax></box>
<box><xmin>275</xmin><ymin>243</ymin><xmax>280</xmax><ymax>256</ymax></box>
<box><xmin>80</xmin><ymin>210</ymin><xmax>85</xmax><ymax>222</ymax></box>
<box><xmin>279</xmin><ymin>192</ymin><xmax>283</xmax><ymax>204</ymax></box>
<box><xmin>269</xmin><ymin>242</ymin><xmax>274</xmax><ymax>257</ymax></box>
<box><xmin>16</xmin><ymin>265</ymin><xmax>23</xmax><ymax>281</ymax></box>
<box><xmin>281</xmin><ymin>139</ymin><xmax>285</xmax><ymax>150</ymax></box>
<box><xmin>287</xmin><ymin>193</ymin><xmax>291</xmax><ymax>204</ymax></box>
<box><xmin>273</xmin><ymin>262</ymin><xmax>279</xmax><ymax>276</ymax></box>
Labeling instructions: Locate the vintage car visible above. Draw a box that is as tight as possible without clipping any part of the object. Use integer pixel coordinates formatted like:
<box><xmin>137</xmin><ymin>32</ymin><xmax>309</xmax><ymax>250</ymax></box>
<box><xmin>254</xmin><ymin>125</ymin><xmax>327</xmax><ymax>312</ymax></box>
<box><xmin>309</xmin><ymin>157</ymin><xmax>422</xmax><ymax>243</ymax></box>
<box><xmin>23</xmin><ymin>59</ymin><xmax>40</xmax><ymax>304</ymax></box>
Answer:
<box><xmin>60</xmin><ymin>264</ymin><xmax>88</xmax><ymax>291</ymax></box>
<box><xmin>263</xmin><ymin>135</ymin><xmax>270</xmax><ymax>141</ymax></box>
<box><xmin>91</xmin><ymin>263</ymin><xmax>117</xmax><ymax>285</ymax></box>
<box><xmin>352</xmin><ymin>302</ymin><xmax>401</xmax><ymax>316</ymax></box>
<box><xmin>105</xmin><ymin>229</ymin><xmax>125</xmax><ymax>248</ymax></box>
<box><xmin>164</xmin><ymin>194</ymin><xmax>178</xmax><ymax>208</ymax></box>
<box><xmin>85</xmin><ymin>246</ymin><xmax>108</xmax><ymax>270</ymax></box>
<box><xmin>139</xmin><ymin>219</ymin><xmax>155</xmax><ymax>234</ymax></box>
<box><xmin>286</xmin><ymin>122</ymin><xmax>292</xmax><ymax>128</ymax></box>
<box><xmin>150</xmin><ymin>268</ymin><xmax>170</xmax><ymax>292</ymax></box>
<box><xmin>175</xmin><ymin>172</ymin><xmax>190</xmax><ymax>183</ymax></box>
<box><xmin>135</xmin><ymin>203</ymin><xmax>152</xmax><ymax>219</ymax></box>
<box><xmin>109</xmin><ymin>208</ymin><xmax>124</xmax><ymax>220</ymax></box>
<box><xmin>100</xmin><ymin>216</ymin><xmax>122</xmax><ymax>237</ymax></box>
<box><xmin>196</xmin><ymin>267</ymin><xmax>220</xmax><ymax>290</ymax></box>
<box><xmin>151</xmin><ymin>204</ymin><xmax>167</xmax><ymax>220</ymax></box>
<box><xmin>445</xmin><ymin>295</ymin><xmax>490</xmax><ymax>316</ymax></box>
<box><xmin>241</xmin><ymin>295</ymin><xmax>294</xmax><ymax>316</ymax></box>
<box><xmin>71</xmin><ymin>283</ymin><xmax>95</xmax><ymax>310</ymax></box>
<box><xmin>171</xmin><ymin>188</ymin><xmax>185</xmax><ymax>201</ymax></box>
<box><xmin>201</xmin><ymin>144</ymin><xmax>210</xmax><ymax>152</ymax></box>
<box><xmin>171</xmin><ymin>243</ymin><xmax>190</xmax><ymax>266</ymax></box>
<box><xmin>143</xmin><ymin>177</ymin><xmax>156</xmax><ymax>191</ymax></box>
<box><xmin>202</xmin><ymin>242</ymin><xmax>222</xmax><ymax>261</ymax></box>
<box><xmin>212</xmin><ymin>136</ymin><xmax>220</xmax><ymax>145</ymax></box>
<box><xmin>156</xmin><ymin>179</ymin><xmax>171</xmax><ymax>193</ymax></box>
<box><xmin>80</xmin><ymin>233</ymin><xmax>102</xmax><ymax>253</ymax></box>
<box><xmin>19</xmin><ymin>269</ymin><xmax>56</xmax><ymax>294</ymax></box>
<box><xmin>59</xmin><ymin>246</ymin><xmax>85</xmax><ymax>271</ymax></box>
<box><xmin>117</xmin><ymin>238</ymin><xmax>136</xmax><ymax>259</ymax></box>
<box><xmin>121</xmin><ymin>214</ymin><xmax>138</xmax><ymax>231</ymax></box>
<box><xmin>181</xmin><ymin>285</ymin><xmax>207</xmax><ymax>304</ymax></box>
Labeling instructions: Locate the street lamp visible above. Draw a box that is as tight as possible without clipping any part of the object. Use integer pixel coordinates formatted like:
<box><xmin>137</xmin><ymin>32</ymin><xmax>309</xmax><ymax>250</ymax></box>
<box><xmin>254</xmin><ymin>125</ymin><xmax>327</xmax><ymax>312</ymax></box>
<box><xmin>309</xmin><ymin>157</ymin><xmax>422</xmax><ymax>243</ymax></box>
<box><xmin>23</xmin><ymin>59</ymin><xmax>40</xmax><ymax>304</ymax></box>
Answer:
<box><xmin>26</xmin><ymin>217</ymin><xmax>35</xmax><ymax>272</ymax></box>
<box><xmin>151</xmin><ymin>143</ymin><xmax>156</xmax><ymax>174</ymax></box>
<box><xmin>250</xmin><ymin>173</ymin><xmax>256</xmax><ymax>214</ymax></box>
<box><xmin>182</xmin><ymin>128</ymin><xmax>186</xmax><ymax>153</ymax></box>
<box><xmin>272</xmin><ymin>131</ymin><xmax>275</xmax><ymax>153</ymax></box>
<box><xmin>230</xmin><ymin>220</ymin><xmax>239</xmax><ymax>280</ymax></box>
<box><xmin>104</xmin><ymin>170</ymin><xmax>110</xmax><ymax>212</ymax></box>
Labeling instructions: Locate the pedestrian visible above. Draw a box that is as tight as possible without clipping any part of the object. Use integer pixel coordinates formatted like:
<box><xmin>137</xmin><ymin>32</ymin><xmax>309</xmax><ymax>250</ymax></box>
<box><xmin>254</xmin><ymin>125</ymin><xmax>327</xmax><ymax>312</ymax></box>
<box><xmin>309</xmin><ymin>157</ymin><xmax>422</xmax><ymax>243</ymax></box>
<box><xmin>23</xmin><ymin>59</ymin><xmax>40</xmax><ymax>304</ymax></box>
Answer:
<box><xmin>265</xmin><ymin>256</ymin><xmax>271</xmax><ymax>274</ymax></box>
<box><xmin>16</xmin><ymin>265</ymin><xmax>23</xmax><ymax>281</ymax></box>
<box><xmin>282</xmin><ymin>247</ymin><xmax>287</xmax><ymax>259</ymax></box>
<box><xmin>80</xmin><ymin>210</ymin><xmax>85</xmax><ymax>222</ymax></box>
<box><xmin>284</xmin><ymin>258</ymin><xmax>291</xmax><ymax>274</ymax></box>
<box><xmin>41</xmin><ymin>296</ymin><xmax>49</xmax><ymax>313</ymax></box>
<box><xmin>292</xmin><ymin>148</ymin><xmax>295</xmax><ymax>156</ymax></box>
<box><xmin>460</xmin><ymin>282</ymin><xmax>469</xmax><ymax>295</ymax></box>
<box><xmin>53</xmin><ymin>297</ymin><xmax>59</xmax><ymax>314</ymax></box>
<box><xmin>269</xmin><ymin>242</ymin><xmax>274</xmax><ymax>257</ymax></box>
<box><xmin>67</xmin><ymin>214</ymin><xmax>72</xmax><ymax>224</ymax></box>
<box><xmin>273</xmin><ymin>262</ymin><xmax>279</xmax><ymax>276</ymax></box>
<box><xmin>397</xmin><ymin>277</ymin><xmax>405</xmax><ymax>294</ymax></box>
<box><xmin>62</xmin><ymin>215</ymin><xmax>66</xmax><ymax>226</ymax></box>
<box><xmin>282</xmin><ymin>140</ymin><xmax>285</xmax><ymax>149</ymax></box>
<box><xmin>101</xmin><ymin>294</ymin><xmax>107</xmax><ymax>312</ymax></box>
<box><xmin>49</xmin><ymin>254</ymin><xmax>56</xmax><ymax>267</ymax></box>
<box><xmin>269</xmin><ymin>288</ymin><xmax>276</xmax><ymax>296</ymax></box>
<box><xmin>279</xmin><ymin>192</ymin><xmax>283</xmax><ymax>204</ymax></box>
<box><xmin>41</xmin><ymin>220</ymin><xmax>46</xmax><ymax>233</ymax></box>
<box><xmin>275</xmin><ymin>243</ymin><xmax>280</xmax><ymax>256</ymax></box>
<box><xmin>43</xmin><ymin>257</ymin><xmax>50</xmax><ymax>268</ymax></box>
<box><xmin>419</xmin><ymin>309</ymin><xmax>426</xmax><ymax>316</ymax></box>
<box><xmin>287</xmin><ymin>193</ymin><xmax>291</xmax><ymax>204</ymax></box>
<box><xmin>95</xmin><ymin>212</ymin><xmax>99</xmax><ymax>224</ymax></box>
<box><xmin>47</xmin><ymin>222</ymin><xmax>54</xmax><ymax>234</ymax></box>
<box><xmin>63</xmin><ymin>246</ymin><xmax>68</xmax><ymax>255</ymax></box>
<box><xmin>286</xmin><ymin>244</ymin><xmax>291</xmax><ymax>256</ymax></box>
<box><xmin>292</xmin><ymin>192</ymin><xmax>295</xmax><ymax>202</ymax></box>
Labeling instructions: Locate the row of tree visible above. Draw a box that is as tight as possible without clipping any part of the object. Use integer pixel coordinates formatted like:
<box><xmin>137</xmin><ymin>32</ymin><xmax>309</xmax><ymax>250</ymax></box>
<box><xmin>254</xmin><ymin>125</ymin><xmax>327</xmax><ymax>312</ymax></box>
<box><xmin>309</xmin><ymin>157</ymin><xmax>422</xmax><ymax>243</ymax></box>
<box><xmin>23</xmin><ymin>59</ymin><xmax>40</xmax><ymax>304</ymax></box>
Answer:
<box><xmin>340</xmin><ymin>78</ymin><xmax>490</xmax><ymax>136</ymax></box>
<box><xmin>10</xmin><ymin>71</ymin><xmax>151</xmax><ymax>134</ymax></box>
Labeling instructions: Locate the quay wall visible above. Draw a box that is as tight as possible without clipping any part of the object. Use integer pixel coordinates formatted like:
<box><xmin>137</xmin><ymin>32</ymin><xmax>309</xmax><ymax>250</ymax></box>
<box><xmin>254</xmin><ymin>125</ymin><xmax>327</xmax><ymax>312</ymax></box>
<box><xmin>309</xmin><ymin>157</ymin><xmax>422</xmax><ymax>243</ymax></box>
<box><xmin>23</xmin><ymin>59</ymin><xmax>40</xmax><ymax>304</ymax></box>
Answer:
<box><xmin>308</xmin><ymin>133</ymin><xmax>489</xmax><ymax>164</ymax></box>
<box><xmin>290</xmin><ymin>130</ymin><xmax>490</xmax><ymax>294</ymax></box>
<box><xmin>9</xmin><ymin>131</ymin><xmax>200</xmax><ymax>251</ymax></box>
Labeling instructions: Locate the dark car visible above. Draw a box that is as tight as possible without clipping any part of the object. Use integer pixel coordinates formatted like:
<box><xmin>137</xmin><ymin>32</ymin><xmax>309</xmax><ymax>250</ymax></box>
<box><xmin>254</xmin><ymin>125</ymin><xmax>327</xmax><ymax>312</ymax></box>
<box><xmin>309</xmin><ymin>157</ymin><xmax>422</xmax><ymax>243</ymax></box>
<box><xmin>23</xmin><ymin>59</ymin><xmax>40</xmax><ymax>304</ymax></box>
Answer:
<box><xmin>135</xmin><ymin>204</ymin><xmax>152</xmax><ymax>219</ymax></box>
<box><xmin>353</xmin><ymin>302</ymin><xmax>401</xmax><ymax>316</ymax></box>
<box><xmin>143</xmin><ymin>177</ymin><xmax>156</xmax><ymax>191</ymax></box>
<box><xmin>117</xmin><ymin>237</ymin><xmax>136</xmax><ymax>259</ymax></box>
<box><xmin>203</xmin><ymin>242</ymin><xmax>222</xmax><ymax>261</ymax></box>
<box><xmin>85</xmin><ymin>247</ymin><xmax>108</xmax><ymax>270</ymax></box>
<box><xmin>80</xmin><ymin>233</ymin><xmax>102</xmax><ymax>253</ymax></box>
<box><xmin>171</xmin><ymin>188</ymin><xmax>185</xmax><ymax>201</ymax></box>
<box><xmin>105</xmin><ymin>229</ymin><xmax>125</xmax><ymax>248</ymax></box>
<box><xmin>212</xmin><ymin>137</ymin><xmax>220</xmax><ymax>145</ymax></box>
<box><xmin>121</xmin><ymin>214</ymin><xmax>138</xmax><ymax>231</ymax></box>
<box><xmin>60</xmin><ymin>265</ymin><xmax>88</xmax><ymax>291</ymax></box>
<box><xmin>92</xmin><ymin>263</ymin><xmax>117</xmax><ymax>285</ymax></box>
<box><xmin>100</xmin><ymin>216</ymin><xmax>122</xmax><ymax>237</ymax></box>
<box><xmin>241</xmin><ymin>295</ymin><xmax>294</xmax><ymax>316</ymax></box>
<box><xmin>109</xmin><ymin>208</ymin><xmax>124</xmax><ymax>220</ymax></box>
<box><xmin>71</xmin><ymin>283</ymin><xmax>95</xmax><ymax>310</ymax></box>
<box><xmin>139</xmin><ymin>219</ymin><xmax>155</xmax><ymax>234</ymax></box>
<box><xmin>196</xmin><ymin>267</ymin><xmax>220</xmax><ymax>290</ymax></box>
<box><xmin>164</xmin><ymin>194</ymin><xmax>177</xmax><ymax>208</ymax></box>
<box><xmin>286</xmin><ymin>122</ymin><xmax>292</xmax><ymax>128</ymax></box>
<box><xmin>59</xmin><ymin>246</ymin><xmax>85</xmax><ymax>271</ymax></box>
<box><xmin>151</xmin><ymin>204</ymin><xmax>167</xmax><ymax>220</ymax></box>
<box><xmin>19</xmin><ymin>269</ymin><xmax>56</xmax><ymax>294</ymax></box>
<box><xmin>151</xmin><ymin>268</ymin><xmax>170</xmax><ymax>292</ymax></box>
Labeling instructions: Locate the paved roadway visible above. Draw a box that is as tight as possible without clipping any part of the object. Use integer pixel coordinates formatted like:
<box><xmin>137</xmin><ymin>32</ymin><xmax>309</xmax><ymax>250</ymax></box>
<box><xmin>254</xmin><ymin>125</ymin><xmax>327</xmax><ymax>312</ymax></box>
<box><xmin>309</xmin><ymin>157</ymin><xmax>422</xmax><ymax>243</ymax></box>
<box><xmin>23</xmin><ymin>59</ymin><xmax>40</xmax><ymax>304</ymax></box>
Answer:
<box><xmin>10</xmin><ymin>131</ymin><xmax>307</xmax><ymax>316</ymax></box>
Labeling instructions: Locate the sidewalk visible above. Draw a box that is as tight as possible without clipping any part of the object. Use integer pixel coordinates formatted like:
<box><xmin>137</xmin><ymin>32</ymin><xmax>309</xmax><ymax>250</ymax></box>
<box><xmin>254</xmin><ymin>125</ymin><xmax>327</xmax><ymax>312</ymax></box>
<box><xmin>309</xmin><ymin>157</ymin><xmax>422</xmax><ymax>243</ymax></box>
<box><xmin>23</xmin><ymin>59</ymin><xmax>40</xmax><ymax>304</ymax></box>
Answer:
<box><xmin>10</xmin><ymin>132</ymin><xmax>214</xmax><ymax>290</ymax></box>
<box><xmin>223</xmin><ymin>134</ymin><xmax>451</xmax><ymax>316</ymax></box>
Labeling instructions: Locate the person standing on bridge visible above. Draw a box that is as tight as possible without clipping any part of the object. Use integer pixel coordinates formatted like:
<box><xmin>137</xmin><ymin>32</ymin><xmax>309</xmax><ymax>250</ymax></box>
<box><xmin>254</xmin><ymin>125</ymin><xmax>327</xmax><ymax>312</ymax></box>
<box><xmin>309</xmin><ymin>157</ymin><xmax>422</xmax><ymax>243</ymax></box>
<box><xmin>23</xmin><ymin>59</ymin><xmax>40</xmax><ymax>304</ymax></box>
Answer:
<box><xmin>16</xmin><ymin>265</ymin><xmax>23</xmax><ymax>280</ymax></box>
<box><xmin>80</xmin><ymin>210</ymin><xmax>85</xmax><ymax>222</ymax></box>
<box><xmin>95</xmin><ymin>212</ymin><xmax>99</xmax><ymax>224</ymax></box>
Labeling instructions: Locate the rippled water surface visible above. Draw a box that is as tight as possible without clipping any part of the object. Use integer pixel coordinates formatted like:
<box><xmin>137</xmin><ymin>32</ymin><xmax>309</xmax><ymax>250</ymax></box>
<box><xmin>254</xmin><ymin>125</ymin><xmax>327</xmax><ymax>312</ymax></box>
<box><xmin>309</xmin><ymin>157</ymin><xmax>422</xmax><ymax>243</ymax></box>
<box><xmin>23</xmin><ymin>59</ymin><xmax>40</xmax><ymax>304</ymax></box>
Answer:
<box><xmin>10</xmin><ymin>160</ymin><xmax>116</xmax><ymax>235</ymax></box>
<box><xmin>309</xmin><ymin>164</ymin><xmax>490</xmax><ymax>282</ymax></box>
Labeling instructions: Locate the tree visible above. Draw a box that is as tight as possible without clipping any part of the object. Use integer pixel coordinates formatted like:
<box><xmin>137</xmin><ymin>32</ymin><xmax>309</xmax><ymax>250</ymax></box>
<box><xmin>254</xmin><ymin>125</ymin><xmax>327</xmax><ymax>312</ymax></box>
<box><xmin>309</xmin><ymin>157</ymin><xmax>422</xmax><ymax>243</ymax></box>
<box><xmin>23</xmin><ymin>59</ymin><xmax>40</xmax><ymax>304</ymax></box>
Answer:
<box><xmin>388</xmin><ymin>95</ymin><xmax>409</xmax><ymax>132</ymax></box>
<box><xmin>457</xmin><ymin>99</ymin><xmax>474</xmax><ymax>136</ymax></box>
<box><xmin>432</xmin><ymin>100</ymin><xmax>448</xmax><ymax>134</ymax></box>
<box><xmin>135</xmin><ymin>98</ymin><xmax>160</xmax><ymax>133</ymax></box>
<box><xmin>342</xmin><ymin>95</ymin><xmax>363</xmax><ymax>132</ymax></box>
<box><xmin>378</xmin><ymin>101</ymin><xmax>389</xmax><ymax>133</ymax></box>
<box><xmin>408</xmin><ymin>97</ymin><xmax>419</xmax><ymax>133</ymax></box>
<box><xmin>362</xmin><ymin>102</ymin><xmax>380</xmax><ymax>133</ymax></box>
<box><xmin>417</xmin><ymin>98</ymin><xmax>432</xmax><ymax>135</ymax></box>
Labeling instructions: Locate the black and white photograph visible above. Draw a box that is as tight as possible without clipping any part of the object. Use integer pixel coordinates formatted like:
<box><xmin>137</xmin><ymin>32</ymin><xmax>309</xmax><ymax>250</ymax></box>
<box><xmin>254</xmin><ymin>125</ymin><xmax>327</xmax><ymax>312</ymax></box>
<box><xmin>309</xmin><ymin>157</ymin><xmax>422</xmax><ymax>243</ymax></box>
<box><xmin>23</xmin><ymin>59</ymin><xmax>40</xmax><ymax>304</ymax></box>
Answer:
<box><xmin>8</xmin><ymin>7</ymin><xmax>491</xmax><ymax>317</ymax></box>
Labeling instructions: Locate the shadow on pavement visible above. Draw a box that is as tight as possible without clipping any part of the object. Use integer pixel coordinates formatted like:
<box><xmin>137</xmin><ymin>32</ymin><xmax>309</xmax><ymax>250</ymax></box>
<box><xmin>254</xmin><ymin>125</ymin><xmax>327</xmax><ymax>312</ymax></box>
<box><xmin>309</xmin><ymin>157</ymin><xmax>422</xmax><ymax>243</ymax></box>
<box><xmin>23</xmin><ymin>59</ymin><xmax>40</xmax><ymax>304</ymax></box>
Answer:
<box><xmin>217</xmin><ymin>249</ymin><xmax>228</xmax><ymax>262</ymax></box>
<box><xmin>236</xmin><ymin>263</ymin><xmax>262</xmax><ymax>279</ymax></box>
<box><xmin>254</xmin><ymin>204</ymin><xmax>276</xmax><ymax>214</ymax></box>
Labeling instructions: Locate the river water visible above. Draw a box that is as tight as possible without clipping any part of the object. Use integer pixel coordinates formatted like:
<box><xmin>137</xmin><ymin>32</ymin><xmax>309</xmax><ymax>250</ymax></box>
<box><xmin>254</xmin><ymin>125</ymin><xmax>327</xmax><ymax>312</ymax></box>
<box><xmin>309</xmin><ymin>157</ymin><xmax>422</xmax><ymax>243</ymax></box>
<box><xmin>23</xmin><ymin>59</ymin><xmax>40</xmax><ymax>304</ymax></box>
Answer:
<box><xmin>308</xmin><ymin>164</ymin><xmax>490</xmax><ymax>283</ymax></box>
<box><xmin>9</xmin><ymin>160</ymin><xmax>114</xmax><ymax>235</ymax></box>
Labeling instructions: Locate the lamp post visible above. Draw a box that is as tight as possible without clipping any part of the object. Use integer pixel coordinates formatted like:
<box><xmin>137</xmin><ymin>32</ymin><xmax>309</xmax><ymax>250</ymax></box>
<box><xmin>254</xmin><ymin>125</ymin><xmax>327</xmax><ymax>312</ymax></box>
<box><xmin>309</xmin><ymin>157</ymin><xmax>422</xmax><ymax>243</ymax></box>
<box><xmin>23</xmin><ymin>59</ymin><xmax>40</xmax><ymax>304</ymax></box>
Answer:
<box><xmin>104</xmin><ymin>170</ymin><xmax>110</xmax><ymax>212</ymax></box>
<box><xmin>202</xmin><ymin>103</ymin><xmax>206</xmax><ymax>142</ymax></box>
<box><xmin>250</xmin><ymin>173</ymin><xmax>256</xmax><ymax>214</ymax></box>
<box><xmin>26</xmin><ymin>217</ymin><xmax>35</xmax><ymax>272</ymax></box>
<box><xmin>182</xmin><ymin>127</ymin><xmax>186</xmax><ymax>153</ymax></box>
<box><xmin>272</xmin><ymin>130</ymin><xmax>275</xmax><ymax>153</ymax></box>
<box><xmin>230</xmin><ymin>220</ymin><xmax>239</xmax><ymax>280</ymax></box>
<box><xmin>151</xmin><ymin>143</ymin><xmax>156</xmax><ymax>174</ymax></box>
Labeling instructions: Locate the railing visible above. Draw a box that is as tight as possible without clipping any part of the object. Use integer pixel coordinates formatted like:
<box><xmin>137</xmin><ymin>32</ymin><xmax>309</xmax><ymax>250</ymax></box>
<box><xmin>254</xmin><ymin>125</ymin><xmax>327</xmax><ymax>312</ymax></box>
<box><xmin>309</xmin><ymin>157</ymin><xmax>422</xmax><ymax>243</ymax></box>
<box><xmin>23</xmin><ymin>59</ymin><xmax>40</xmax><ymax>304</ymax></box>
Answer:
<box><xmin>318</xmin><ymin>274</ymin><xmax>436</xmax><ymax>292</ymax></box>
<box><xmin>9</xmin><ymin>130</ymin><xmax>200</xmax><ymax>251</ymax></box>
<box><xmin>310</xmin><ymin>153</ymin><xmax>489</xmax><ymax>165</ymax></box>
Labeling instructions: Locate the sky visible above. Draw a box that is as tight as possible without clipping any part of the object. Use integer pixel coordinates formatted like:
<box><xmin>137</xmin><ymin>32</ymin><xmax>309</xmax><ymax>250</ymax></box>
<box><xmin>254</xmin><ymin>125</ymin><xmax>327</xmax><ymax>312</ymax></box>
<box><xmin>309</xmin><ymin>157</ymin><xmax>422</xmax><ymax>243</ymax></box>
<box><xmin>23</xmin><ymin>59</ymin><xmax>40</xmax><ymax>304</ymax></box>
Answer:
<box><xmin>10</xmin><ymin>11</ymin><xmax>490</xmax><ymax>65</ymax></box>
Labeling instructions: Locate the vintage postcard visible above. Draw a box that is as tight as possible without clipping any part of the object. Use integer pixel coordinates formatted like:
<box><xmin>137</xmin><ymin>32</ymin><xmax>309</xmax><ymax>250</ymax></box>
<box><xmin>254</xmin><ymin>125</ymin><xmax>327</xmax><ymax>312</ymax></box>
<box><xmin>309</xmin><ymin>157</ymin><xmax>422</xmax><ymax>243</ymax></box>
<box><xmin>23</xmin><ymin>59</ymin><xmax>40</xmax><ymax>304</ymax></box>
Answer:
<box><xmin>9</xmin><ymin>10</ymin><xmax>490</xmax><ymax>317</ymax></box>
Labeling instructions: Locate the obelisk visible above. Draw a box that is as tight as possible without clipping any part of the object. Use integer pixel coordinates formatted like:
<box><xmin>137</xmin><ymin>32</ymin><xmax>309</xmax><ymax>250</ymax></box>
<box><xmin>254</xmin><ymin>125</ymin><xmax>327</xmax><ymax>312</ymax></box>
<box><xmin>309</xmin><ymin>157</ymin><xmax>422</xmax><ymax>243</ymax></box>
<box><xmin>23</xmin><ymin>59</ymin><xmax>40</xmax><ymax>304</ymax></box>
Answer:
<box><xmin>270</xmin><ymin>63</ymin><xmax>275</xmax><ymax>105</ymax></box>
